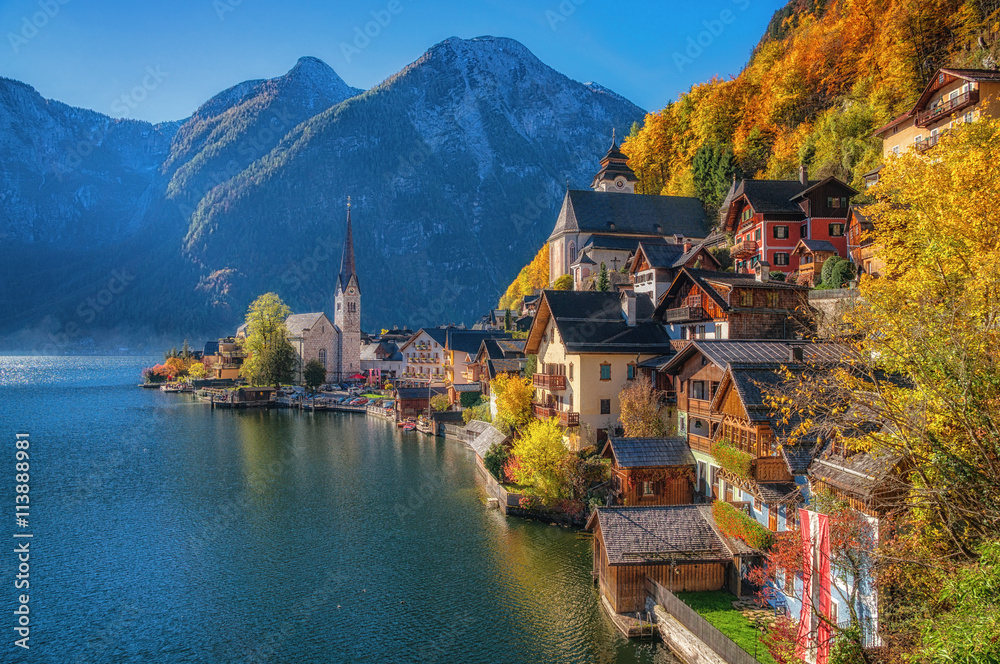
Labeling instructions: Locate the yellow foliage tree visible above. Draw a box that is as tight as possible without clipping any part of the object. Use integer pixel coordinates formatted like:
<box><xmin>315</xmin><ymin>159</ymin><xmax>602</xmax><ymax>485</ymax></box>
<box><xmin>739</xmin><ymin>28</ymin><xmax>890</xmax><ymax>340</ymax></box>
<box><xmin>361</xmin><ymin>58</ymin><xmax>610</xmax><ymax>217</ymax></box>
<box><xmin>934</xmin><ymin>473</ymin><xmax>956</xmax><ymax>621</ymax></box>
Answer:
<box><xmin>491</xmin><ymin>373</ymin><xmax>534</xmax><ymax>435</ymax></box>
<box><xmin>188</xmin><ymin>362</ymin><xmax>207</xmax><ymax>379</ymax></box>
<box><xmin>619</xmin><ymin>377</ymin><xmax>667</xmax><ymax>437</ymax></box>
<box><xmin>508</xmin><ymin>417</ymin><xmax>569</xmax><ymax>499</ymax></box>
<box><xmin>498</xmin><ymin>244</ymin><xmax>549</xmax><ymax>311</ymax></box>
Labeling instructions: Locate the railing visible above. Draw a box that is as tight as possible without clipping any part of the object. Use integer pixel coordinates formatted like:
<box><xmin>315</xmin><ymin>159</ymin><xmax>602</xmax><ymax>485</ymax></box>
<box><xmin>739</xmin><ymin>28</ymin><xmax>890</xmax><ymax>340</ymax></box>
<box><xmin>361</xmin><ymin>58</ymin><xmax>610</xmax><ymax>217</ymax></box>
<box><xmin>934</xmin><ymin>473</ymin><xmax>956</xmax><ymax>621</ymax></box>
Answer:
<box><xmin>663</xmin><ymin>306</ymin><xmax>708</xmax><ymax>323</ymax></box>
<box><xmin>687</xmin><ymin>399</ymin><xmax>713</xmax><ymax>418</ymax></box>
<box><xmin>914</xmin><ymin>133</ymin><xmax>940</xmax><ymax>152</ymax></box>
<box><xmin>731</xmin><ymin>240</ymin><xmax>758</xmax><ymax>259</ymax></box>
<box><xmin>532</xmin><ymin>373</ymin><xmax>567</xmax><ymax>390</ymax></box>
<box><xmin>646</xmin><ymin>580</ymin><xmax>764</xmax><ymax>664</ymax></box>
<box><xmin>531</xmin><ymin>403</ymin><xmax>579</xmax><ymax>427</ymax></box>
<box><xmin>916</xmin><ymin>89</ymin><xmax>978</xmax><ymax>127</ymax></box>
<box><xmin>688</xmin><ymin>433</ymin><xmax>713</xmax><ymax>454</ymax></box>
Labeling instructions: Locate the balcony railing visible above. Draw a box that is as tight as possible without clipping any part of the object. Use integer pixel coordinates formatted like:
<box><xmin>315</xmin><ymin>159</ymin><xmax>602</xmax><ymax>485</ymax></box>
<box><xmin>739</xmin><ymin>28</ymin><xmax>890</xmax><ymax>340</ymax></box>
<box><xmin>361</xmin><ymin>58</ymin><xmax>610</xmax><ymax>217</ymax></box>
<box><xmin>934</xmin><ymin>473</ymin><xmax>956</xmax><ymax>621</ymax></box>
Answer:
<box><xmin>916</xmin><ymin>89</ymin><xmax>978</xmax><ymax>127</ymax></box>
<box><xmin>731</xmin><ymin>240</ymin><xmax>758</xmax><ymax>259</ymax></box>
<box><xmin>914</xmin><ymin>133</ymin><xmax>940</xmax><ymax>152</ymax></box>
<box><xmin>531</xmin><ymin>403</ymin><xmax>579</xmax><ymax>427</ymax></box>
<box><xmin>663</xmin><ymin>306</ymin><xmax>708</xmax><ymax>323</ymax></box>
<box><xmin>532</xmin><ymin>373</ymin><xmax>567</xmax><ymax>390</ymax></box>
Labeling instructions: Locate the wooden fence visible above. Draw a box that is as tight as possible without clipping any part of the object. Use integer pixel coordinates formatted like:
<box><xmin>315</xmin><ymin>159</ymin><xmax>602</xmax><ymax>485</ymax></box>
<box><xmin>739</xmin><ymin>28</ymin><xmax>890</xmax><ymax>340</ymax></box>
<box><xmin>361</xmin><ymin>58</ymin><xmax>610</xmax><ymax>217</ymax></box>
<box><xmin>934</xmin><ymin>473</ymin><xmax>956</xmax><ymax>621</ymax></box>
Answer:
<box><xmin>646</xmin><ymin>579</ymin><xmax>763</xmax><ymax>664</ymax></box>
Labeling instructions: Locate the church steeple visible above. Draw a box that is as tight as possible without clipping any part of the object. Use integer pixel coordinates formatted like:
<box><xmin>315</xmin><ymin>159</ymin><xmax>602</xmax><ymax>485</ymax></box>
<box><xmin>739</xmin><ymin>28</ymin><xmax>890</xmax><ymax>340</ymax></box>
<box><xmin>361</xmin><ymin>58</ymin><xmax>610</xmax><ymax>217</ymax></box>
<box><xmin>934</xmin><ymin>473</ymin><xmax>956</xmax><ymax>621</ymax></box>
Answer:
<box><xmin>337</xmin><ymin>197</ymin><xmax>359</xmax><ymax>294</ymax></box>
<box><xmin>591</xmin><ymin>129</ymin><xmax>637</xmax><ymax>193</ymax></box>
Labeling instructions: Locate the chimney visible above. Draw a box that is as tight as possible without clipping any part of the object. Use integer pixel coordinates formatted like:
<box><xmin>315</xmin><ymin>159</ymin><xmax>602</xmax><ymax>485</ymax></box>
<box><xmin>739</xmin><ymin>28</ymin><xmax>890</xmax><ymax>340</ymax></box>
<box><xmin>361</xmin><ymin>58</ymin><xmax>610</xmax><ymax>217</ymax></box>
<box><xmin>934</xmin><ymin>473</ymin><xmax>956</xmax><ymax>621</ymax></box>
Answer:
<box><xmin>683</xmin><ymin>240</ymin><xmax>693</xmax><ymax>253</ymax></box>
<box><xmin>621</xmin><ymin>291</ymin><xmax>637</xmax><ymax>327</ymax></box>
<box><xmin>755</xmin><ymin>261</ymin><xmax>771</xmax><ymax>282</ymax></box>
<box><xmin>788</xmin><ymin>345</ymin><xmax>804</xmax><ymax>362</ymax></box>
<box><xmin>799</xmin><ymin>164</ymin><xmax>808</xmax><ymax>186</ymax></box>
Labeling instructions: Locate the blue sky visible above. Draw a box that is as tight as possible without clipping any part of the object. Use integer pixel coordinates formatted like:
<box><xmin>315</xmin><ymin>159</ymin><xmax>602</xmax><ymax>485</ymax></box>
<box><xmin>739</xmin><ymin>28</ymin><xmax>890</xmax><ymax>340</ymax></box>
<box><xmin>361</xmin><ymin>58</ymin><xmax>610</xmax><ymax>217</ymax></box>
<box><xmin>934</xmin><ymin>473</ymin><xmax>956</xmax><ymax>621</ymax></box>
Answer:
<box><xmin>0</xmin><ymin>0</ymin><xmax>785</xmax><ymax>123</ymax></box>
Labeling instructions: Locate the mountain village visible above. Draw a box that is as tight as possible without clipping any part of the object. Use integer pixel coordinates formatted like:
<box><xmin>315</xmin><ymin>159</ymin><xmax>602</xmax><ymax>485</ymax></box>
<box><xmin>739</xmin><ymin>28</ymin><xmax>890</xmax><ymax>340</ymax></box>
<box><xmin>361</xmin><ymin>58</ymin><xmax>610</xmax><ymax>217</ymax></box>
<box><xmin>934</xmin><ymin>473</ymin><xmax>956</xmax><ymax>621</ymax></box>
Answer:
<box><xmin>140</xmin><ymin>66</ymin><xmax>1000</xmax><ymax>663</ymax></box>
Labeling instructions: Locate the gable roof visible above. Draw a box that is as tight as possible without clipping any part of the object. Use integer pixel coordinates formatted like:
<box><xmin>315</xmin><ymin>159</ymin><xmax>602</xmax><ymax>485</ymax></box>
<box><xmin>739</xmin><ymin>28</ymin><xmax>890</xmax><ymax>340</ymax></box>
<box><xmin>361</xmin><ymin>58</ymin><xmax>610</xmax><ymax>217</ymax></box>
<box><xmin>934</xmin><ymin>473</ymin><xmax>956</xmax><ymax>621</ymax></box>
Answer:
<box><xmin>285</xmin><ymin>312</ymin><xmax>329</xmax><ymax>337</ymax></box>
<box><xmin>446</xmin><ymin>329</ymin><xmax>511</xmax><ymax>356</ymax></box>
<box><xmin>789</xmin><ymin>176</ymin><xmax>859</xmax><ymax>202</ymax></box>
<box><xmin>808</xmin><ymin>442</ymin><xmax>903</xmax><ymax>500</ymax></box>
<box><xmin>653</xmin><ymin>267</ymin><xmax>809</xmax><ymax>319</ymax></box>
<box><xmin>399</xmin><ymin>327</ymin><xmax>450</xmax><ymax>352</ymax></box>
<box><xmin>487</xmin><ymin>358</ymin><xmax>526</xmax><ymax>379</ymax></box>
<box><xmin>550</xmin><ymin>189</ymin><xmax>709</xmax><ymax>240</ymax></box>
<box><xmin>590</xmin><ymin>505</ymin><xmax>752</xmax><ymax>564</ymax></box>
<box><xmin>525</xmin><ymin>290</ymin><xmax>672</xmax><ymax>355</ymax></box>
<box><xmin>394</xmin><ymin>386</ymin><xmax>447</xmax><ymax>400</ymax></box>
<box><xmin>795</xmin><ymin>239</ymin><xmax>838</xmax><ymax>254</ymax></box>
<box><xmin>468</xmin><ymin>423</ymin><xmax>508</xmax><ymax>460</ymax></box>
<box><xmin>658</xmin><ymin>340</ymin><xmax>847</xmax><ymax>375</ymax></box>
<box><xmin>604</xmin><ymin>437</ymin><xmax>695</xmax><ymax>468</ymax></box>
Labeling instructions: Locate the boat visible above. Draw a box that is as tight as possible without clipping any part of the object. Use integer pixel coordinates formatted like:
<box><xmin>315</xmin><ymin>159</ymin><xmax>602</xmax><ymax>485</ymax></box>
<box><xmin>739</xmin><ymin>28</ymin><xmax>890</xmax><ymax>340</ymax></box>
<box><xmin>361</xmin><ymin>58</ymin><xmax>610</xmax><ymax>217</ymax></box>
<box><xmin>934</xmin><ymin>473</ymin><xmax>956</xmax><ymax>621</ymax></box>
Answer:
<box><xmin>402</xmin><ymin>422</ymin><xmax>416</xmax><ymax>432</ymax></box>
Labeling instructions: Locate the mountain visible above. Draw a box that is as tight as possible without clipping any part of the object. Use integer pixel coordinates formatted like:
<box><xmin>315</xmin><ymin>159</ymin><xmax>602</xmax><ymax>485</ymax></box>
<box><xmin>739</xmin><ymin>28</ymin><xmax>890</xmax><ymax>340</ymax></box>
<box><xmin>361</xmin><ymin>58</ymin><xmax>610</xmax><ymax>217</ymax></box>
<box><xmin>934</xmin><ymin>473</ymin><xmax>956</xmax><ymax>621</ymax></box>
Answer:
<box><xmin>0</xmin><ymin>37</ymin><xmax>645</xmax><ymax>349</ymax></box>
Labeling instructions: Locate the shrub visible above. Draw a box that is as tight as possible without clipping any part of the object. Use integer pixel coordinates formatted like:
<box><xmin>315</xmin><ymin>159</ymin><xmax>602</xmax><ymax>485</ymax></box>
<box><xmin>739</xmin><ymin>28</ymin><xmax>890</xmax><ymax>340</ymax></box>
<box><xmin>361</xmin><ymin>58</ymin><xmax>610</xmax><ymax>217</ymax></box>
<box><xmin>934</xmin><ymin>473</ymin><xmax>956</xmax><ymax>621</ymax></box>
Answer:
<box><xmin>712</xmin><ymin>500</ymin><xmax>775</xmax><ymax>550</ymax></box>
<box><xmin>484</xmin><ymin>442</ymin><xmax>510</xmax><ymax>482</ymax></box>
<box><xmin>429</xmin><ymin>394</ymin><xmax>450</xmax><ymax>412</ymax></box>
<box><xmin>462</xmin><ymin>401</ymin><xmax>491</xmax><ymax>424</ymax></box>
<box><xmin>713</xmin><ymin>440</ymin><xmax>755</xmax><ymax>480</ymax></box>
<box><xmin>459</xmin><ymin>390</ymin><xmax>482</xmax><ymax>409</ymax></box>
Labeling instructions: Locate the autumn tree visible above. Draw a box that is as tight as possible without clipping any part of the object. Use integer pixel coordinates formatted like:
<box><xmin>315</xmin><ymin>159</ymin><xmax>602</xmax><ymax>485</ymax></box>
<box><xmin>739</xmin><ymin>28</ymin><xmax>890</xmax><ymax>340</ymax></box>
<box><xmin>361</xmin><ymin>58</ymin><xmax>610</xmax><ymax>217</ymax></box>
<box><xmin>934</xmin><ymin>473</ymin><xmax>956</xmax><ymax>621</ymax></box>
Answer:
<box><xmin>762</xmin><ymin>119</ymin><xmax>1000</xmax><ymax>656</ymax></box>
<box><xmin>507</xmin><ymin>417</ymin><xmax>569</xmax><ymax>499</ymax></box>
<box><xmin>491</xmin><ymin>373</ymin><xmax>533</xmax><ymax>434</ymax></box>
<box><xmin>552</xmin><ymin>274</ymin><xmax>573</xmax><ymax>290</ymax></box>
<box><xmin>239</xmin><ymin>293</ymin><xmax>296</xmax><ymax>389</ymax></box>
<box><xmin>188</xmin><ymin>362</ymin><xmax>207</xmax><ymax>380</ymax></box>
<box><xmin>499</xmin><ymin>244</ymin><xmax>549</xmax><ymax>311</ymax></box>
<box><xmin>429</xmin><ymin>394</ymin><xmax>450</xmax><ymax>412</ymax></box>
<box><xmin>618</xmin><ymin>377</ymin><xmax>667</xmax><ymax>437</ymax></box>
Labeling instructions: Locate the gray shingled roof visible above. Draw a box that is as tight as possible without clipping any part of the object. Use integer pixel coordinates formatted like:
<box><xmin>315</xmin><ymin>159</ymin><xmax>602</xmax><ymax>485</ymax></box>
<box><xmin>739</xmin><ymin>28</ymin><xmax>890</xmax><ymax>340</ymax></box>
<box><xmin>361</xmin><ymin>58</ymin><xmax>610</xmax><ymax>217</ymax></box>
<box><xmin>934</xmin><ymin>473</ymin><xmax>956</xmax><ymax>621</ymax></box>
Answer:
<box><xmin>468</xmin><ymin>423</ymin><xmax>508</xmax><ymax>460</ymax></box>
<box><xmin>542</xmin><ymin>290</ymin><xmax>671</xmax><ymax>355</ymax></box>
<box><xmin>658</xmin><ymin>340</ymin><xmax>847</xmax><ymax>375</ymax></box>
<box><xmin>605</xmin><ymin>437</ymin><xmax>695</xmax><ymax>468</ymax></box>
<box><xmin>782</xmin><ymin>444</ymin><xmax>822</xmax><ymax>476</ymax></box>
<box><xmin>638</xmin><ymin>242</ymin><xmax>687</xmax><ymax>269</ymax></box>
<box><xmin>584</xmin><ymin>235</ymin><xmax>668</xmax><ymax>252</ymax></box>
<box><xmin>550</xmin><ymin>190</ymin><xmax>709</xmax><ymax>240</ymax></box>
<box><xmin>447</xmin><ymin>329</ymin><xmax>512</xmax><ymax>356</ymax></box>
<box><xmin>285</xmin><ymin>313</ymin><xmax>327</xmax><ymax>337</ymax></box>
<box><xmin>734</xmin><ymin>179</ymin><xmax>814</xmax><ymax>215</ymax></box>
<box><xmin>488</xmin><ymin>358</ymin><xmax>526</xmax><ymax>379</ymax></box>
<box><xmin>797</xmin><ymin>239</ymin><xmax>838</xmax><ymax>253</ymax></box>
<box><xmin>593</xmin><ymin>505</ymin><xmax>746</xmax><ymax>564</ymax></box>
<box><xmin>808</xmin><ymin>442</ymin><xmax>902</xmax><ymax>499</ymax></box>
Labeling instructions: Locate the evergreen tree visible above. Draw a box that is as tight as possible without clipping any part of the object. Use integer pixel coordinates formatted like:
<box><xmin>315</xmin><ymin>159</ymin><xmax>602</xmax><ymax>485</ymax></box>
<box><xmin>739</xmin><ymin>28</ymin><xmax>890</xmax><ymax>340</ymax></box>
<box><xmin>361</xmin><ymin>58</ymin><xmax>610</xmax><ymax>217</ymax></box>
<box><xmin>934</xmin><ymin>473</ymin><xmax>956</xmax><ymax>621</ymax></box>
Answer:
<box><xmin>596</xmin><ymin>263</ymin><xmax>610</xmax><ymax>292</ymax></box>
<box><xmin>504</xmin><ymin>308</ymin><xmax>512</xmax><ymax>331</ymax></box>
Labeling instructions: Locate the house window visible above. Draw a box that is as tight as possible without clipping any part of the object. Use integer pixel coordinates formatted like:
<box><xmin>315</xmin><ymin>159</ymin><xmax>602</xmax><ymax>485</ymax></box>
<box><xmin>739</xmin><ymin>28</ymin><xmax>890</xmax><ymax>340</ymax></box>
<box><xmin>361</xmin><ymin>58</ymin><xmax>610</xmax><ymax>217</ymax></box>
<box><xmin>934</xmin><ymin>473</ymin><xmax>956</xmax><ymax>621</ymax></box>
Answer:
<box><xmin>600</xmin><ymin>363</ymin><xmax>611</xmax><ymax>381</ymax></box>
<box><xmin>802</xmin><ymin>254</ymin><xmax>813</xmax><ymax>264</ymax></box>
<box><xmin>318</xmin><ymin>349</ymin><xmax>327</xmax><ymax>368</ymax></box>
<box><xmin>739</xmin><ymin>291</ymin><xmax>753</xmax><ymax>307</ymax></box>
<box><xmin>801</xmin><ymin>224</ymin><xmax>808</xmax><ymax>238</ymax></box>
<box><xmin>627</xmin><ymin>364</ymin><xmax>636</xmax><ymax>380</ymax></box>
<box><xmin>569</xmin><ymin>363</ymin><xmax>573</xmax><ymax>381</ymax></box>
<box><xmin>774</xmin><ymin>225</ymin><xmax>789</xmax><ymax>239</ymax></box>
<box><xmin>741</xmin><ymin>207</ymin><xmax>753</xmax><ymax>224</ymax></box>
<box><xmin>891</xmin><ymin>145</ymin><xmax>900</xmax><ymax>155</ymax></box>
<box><xmin>767</xmin><ymin>292</ymin><xmax>779</xmax><ymax>308</ymax></box>
<box><xmin>829</xmin><ymin>223</ymin><xmax>845</xmax><ymax>237</ymax></box>
<box><xmin>754</xmin><ymin>229</ymin><xmax>762</xmax><ymax>242</ymax></box>
<box><xmin>642</xmin><ymin>481</ymin><xmax>655</xmax><ymax>496</ymax></box>
<box><xmin>827</xmin><ymin>196</ymin><xmax>847</xmax><ymax>208</ymax></box>
<box><xmin>774</xmin><ymin>252</ymin><xmax>790</xmax><ymax>266</ymax></box>
<box><xmin>691</xmin><ymin>380</ymin><xmax>706</xmax><ymax>401</ymax></box>
<box><xmin>600</xmin><ymin>399</ymin><xmax>611</xmax><ymax>415</ymax></box>
<box><xmin>697</xmin><ymin>325</ymin><xmax>706</xmax><ymax>338</ymax></box>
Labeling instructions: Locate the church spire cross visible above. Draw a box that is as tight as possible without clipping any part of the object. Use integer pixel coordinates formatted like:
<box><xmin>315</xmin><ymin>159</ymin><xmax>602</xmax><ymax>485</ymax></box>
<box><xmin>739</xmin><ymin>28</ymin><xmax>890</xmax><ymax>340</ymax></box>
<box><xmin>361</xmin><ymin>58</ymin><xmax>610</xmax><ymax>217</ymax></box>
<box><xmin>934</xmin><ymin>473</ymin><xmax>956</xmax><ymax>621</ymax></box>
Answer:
<box><xmin>338</xmin><ymin>197</ymin><xmax>357</xmax><ymax>293</ymax></box>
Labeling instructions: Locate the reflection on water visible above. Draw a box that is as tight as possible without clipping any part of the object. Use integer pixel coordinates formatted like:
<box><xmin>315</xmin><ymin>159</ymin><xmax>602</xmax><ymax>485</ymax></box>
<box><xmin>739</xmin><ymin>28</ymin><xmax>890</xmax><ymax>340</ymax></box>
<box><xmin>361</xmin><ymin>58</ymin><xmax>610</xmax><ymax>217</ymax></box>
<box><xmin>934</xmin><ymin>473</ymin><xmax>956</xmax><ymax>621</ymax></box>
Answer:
<box><xmin>0</xmin><ymin>355</ymin><xmax>677</xmax><ymax>664</ymax></box>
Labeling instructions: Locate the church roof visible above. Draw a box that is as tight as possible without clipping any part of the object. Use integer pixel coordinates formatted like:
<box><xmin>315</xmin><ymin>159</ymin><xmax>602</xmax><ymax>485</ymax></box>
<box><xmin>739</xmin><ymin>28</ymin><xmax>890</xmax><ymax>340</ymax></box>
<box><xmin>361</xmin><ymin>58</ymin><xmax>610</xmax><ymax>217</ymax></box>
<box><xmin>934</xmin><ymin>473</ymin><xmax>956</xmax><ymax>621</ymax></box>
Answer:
<box><xmin>591</xmin><ymin>136</ymin><xmax>639</xmax><ymax>187</ymax></box>
<box><xmin>285</xmin><ymin>313</ymin><xmax>329</xmax><ymax>337</ymax></box>
<box><xmin>549</xmin><ymin>190</ymin><xmax>708</xmax><ymax>241</ymax></box>
<box><xmin>338</xmin><ymin>203</ymin><xmax>358</xmax><ymax>293</ymax></box>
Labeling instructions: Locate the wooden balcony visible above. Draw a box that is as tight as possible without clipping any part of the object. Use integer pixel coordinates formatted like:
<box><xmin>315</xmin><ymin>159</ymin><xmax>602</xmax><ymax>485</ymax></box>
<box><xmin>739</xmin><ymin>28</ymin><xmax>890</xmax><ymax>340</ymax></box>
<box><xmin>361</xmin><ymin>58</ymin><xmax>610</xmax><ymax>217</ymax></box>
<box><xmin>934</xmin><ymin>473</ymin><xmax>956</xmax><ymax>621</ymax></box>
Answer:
<box><xmin>687</xmin><ymin>399</ymin><xmax>713</xmax><ymax>418</ymax></box>
<box><xmin>914</xmin><ymin>133</ymin><xmax>940</xmax><ymax>152</ymax></box>
<box><xmin>663</xmin><ymin>306</ymin><xmax>708</xmax><ymax>324</ymax></box>
<box><xmin>688</xmin><ymin>433</ymin><xmax>713</xmax><ymax>455</ymax></box>
<box><xmin>916</xmin><ymin>89</ymin><xmax>978</xmax><ymax>127</ymax></box>
<box><xmin>532</xmin><ymin>373</ymin><xmax>567</xmax><ymax>390</ymax></box>
<box><xmin>731</xmin><ymin>240</ymin><xmax>759</xmax><ymax>259</ymax></box>
<box><xmin>531</xmin><ymin>403</ymin><xmax>579</xmax><ymax>427</ymax></box>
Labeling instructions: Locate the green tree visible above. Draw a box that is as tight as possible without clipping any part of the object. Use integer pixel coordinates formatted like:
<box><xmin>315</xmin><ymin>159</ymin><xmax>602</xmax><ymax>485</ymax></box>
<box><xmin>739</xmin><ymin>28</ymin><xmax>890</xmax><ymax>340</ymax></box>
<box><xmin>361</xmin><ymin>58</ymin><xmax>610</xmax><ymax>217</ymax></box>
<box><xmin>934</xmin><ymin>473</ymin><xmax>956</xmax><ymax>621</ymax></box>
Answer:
<box><xmin>596</xmin><ymin>263</ymin><xmax>610</xmax><ymax>291</ymax></box>
<box><xmin>459</xmin><ymin>389</ymin><xmax>482</xmax><ymax>409</ymax></box>
<box><xmin>429</xmin><ymin>394</ymin><xmax>450</xmax><ymax>412</ymax></box>
<box><xmin>504</xmin><ymin>308</ymin><xmax>512</xmax><ymax>331</ymax></box>
<box><xmin>484</xmin><ymin>442</ymin><xmax>510</xmax><ymax>482</ymax></box>
<box><xmin>239</xmin><ymin>293</ymin><xmax>297</xmax><ymax>389</ymax></box>
<box><xmin>303</xmin><ymin>359</ymin><xmax>326</xmax><ymax>393</ymax></box>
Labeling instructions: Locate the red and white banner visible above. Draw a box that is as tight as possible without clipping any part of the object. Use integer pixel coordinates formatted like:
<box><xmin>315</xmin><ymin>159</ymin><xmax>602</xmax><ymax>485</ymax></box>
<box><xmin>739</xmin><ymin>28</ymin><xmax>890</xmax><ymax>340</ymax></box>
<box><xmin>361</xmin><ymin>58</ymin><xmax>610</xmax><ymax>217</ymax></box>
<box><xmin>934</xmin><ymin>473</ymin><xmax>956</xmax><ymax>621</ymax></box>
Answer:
<box><xmin>796</xmin><ymin>509</ymin><xmax>832</xmax><ymax>664</ymax></box>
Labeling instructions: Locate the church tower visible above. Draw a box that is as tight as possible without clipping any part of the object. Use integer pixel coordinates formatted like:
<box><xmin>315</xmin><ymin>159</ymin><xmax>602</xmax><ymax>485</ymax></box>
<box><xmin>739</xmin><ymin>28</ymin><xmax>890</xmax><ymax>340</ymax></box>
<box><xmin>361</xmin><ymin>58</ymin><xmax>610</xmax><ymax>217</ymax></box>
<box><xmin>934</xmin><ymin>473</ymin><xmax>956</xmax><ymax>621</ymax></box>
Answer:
<box><xmin>591</xmin><ymin>130</ymin><xmax>637</xmax><ymax>193</ymax></box>
<box><xmin>334</xmin><ymin>198</ymin><xmax>361</xmax><ymax>381</ymax></box>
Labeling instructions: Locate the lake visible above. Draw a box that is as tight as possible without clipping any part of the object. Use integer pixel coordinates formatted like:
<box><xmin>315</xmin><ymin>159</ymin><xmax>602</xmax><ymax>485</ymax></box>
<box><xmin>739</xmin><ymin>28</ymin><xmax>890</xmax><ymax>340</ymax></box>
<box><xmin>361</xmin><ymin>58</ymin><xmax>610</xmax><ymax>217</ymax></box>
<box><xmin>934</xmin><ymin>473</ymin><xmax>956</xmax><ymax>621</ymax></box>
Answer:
<box><xmin>0</xmin><ymin>355</ymin><xmax>678</xmax><ymax>663</ymax></box>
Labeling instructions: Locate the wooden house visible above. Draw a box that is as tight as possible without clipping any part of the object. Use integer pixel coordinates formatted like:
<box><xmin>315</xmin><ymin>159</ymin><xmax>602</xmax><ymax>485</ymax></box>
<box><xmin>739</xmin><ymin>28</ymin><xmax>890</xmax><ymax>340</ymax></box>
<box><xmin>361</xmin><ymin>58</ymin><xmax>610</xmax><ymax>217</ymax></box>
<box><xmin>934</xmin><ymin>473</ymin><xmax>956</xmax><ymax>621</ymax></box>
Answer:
<box><xmin>471</xmin><ymin>338</ymin><xmax>526</xmax><ymax>395</ymax></box>
<box><xmin>720</xmin><ymin>170</ymin><xmax>857</xmax><ymax>278</ymax></box>
<box><xmin>792</xmin><ymin>239</ymin><xmax>838</xmax><ymax>287</ymax></box>
<box><xmin>628</xmin><ymin>239</ymin><xmax>720</xmax><ymax>304</ymax></box>
<box><xmin>652</xmin><ymin>267</ymin><xmax>812</xmax><ymax>341</ymax></box>
<box><xmin>588</xmin><ymin>505</ymin><xmax>757</xmax><ymax>614</ymax></box>
<box><xmin>602</xmin><ymin>437</ymin><xmax>696</xmax><ymax>506</ymax></box>
<box><xmin>846</xmin><ymin>206</ymin><xmax>883</xmax><ymax>278</ymax></box>
<box><xmin>808</xmin><ymin>440</ymin><xmax>905</xmax><ymax>519</ymax></box>
<box><xmin>393</xmin><ymin>386</ymin><xmax>447</xmax><ymax>420</ymax></box>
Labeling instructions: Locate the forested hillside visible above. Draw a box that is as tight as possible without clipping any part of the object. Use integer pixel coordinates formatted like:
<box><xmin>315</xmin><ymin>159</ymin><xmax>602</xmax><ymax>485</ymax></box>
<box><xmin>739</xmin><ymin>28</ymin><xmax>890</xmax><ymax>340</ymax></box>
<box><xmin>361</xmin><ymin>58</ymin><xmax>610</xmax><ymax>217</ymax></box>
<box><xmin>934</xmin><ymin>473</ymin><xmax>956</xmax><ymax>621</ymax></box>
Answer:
<box><xmin>623</xmin><ymin>0</ymin><xmax>1000</xmax><ymax>214</ymax></box>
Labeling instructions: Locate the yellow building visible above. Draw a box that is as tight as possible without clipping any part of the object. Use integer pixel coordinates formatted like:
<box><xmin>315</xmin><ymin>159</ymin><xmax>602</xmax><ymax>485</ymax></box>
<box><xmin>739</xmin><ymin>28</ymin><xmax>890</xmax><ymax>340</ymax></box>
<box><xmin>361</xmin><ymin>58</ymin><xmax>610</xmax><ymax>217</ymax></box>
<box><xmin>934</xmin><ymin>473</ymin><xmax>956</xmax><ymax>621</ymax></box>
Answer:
<box><xmin>524</xmin><ymin>290</ymin><xmax>672</xmax><ymax>449</ymax></box>
<box><xmin>874</xmin><ymin>68</ymin><xmax>1000</xmax><ymax>164</ymax></box>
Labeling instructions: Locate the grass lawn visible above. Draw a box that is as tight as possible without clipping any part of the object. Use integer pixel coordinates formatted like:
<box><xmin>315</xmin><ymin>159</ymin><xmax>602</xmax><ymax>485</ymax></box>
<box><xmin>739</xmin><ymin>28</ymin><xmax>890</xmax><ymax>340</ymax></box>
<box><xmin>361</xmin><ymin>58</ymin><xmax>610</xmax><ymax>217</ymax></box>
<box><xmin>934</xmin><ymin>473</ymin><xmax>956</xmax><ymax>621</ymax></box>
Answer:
<box><xmin>675</xmin><ymin>591</ymin><xmax>777</xmax><ymax>664</ymax></box>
